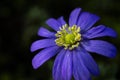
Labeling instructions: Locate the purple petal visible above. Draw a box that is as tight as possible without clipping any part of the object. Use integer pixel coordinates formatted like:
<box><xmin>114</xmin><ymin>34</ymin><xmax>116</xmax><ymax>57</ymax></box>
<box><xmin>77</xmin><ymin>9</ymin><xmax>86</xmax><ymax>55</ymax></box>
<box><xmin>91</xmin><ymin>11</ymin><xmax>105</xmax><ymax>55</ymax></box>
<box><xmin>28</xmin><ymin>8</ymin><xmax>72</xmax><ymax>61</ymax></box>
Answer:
<box><xmin>61</xmin><ymin>50</ymin><xmax>72</xmax><ymax>80</ymax></box>
<box><xmin>77</xmin><ymin>47</ymin><xmax>100</xmax><ymax>76</ymax></box>
<box><xmin>46</xmin><ymin>18</ymin><xmax>61</xmax><ymax>31</ymax></box>
<box><xmin>37</xmin><ymin>27</ymin><xmax>55</xmax><ymax>38</ymax></box>
<box><xmin>30</xmin><ymin>39</ymin><xmax>56</xmax><ymax>52</ymax></box>
<box><xmin>73</xmin><ymin>50</ymin><xmax>91</xmax><ymax>80</ymax></box>
<box><xmin>82</xmin><ymin>40</ymin><xmax>117</xmax><ymax>58</ymax></box>
<box><xmin>77</xmin><ymin>12</ymin><xmax>100</xmax><ymax>32</ymax></box>
<box><xmin>57</xmin><ymin>16</ymin><xmax>66</xmax><ymax>26</ymax></box>
<box><xmin>69</xmin><ymin>8</ymin><xmax>82</xmax><ymax>27</ymax></box>
<box><xmin>53</xmin><ymin>49</ymin><xmax>66</xmax><ymax>80</ymax></box>
<box><xmin>83</xmin><ymin>25</ymin><xmax>117</xmax><ymax>38</ymax></box>
<box><xmin>32</xmin><ymin>46</ymin><xmax>60</xmax><ymax>69</ymax></box>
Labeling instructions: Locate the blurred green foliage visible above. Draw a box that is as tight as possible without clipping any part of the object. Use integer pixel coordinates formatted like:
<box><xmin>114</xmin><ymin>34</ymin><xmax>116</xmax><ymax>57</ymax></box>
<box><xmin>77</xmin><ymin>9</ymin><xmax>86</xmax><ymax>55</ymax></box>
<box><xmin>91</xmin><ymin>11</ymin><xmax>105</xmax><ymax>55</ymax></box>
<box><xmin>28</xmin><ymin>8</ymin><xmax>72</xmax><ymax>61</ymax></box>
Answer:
<box><xmin>0</xmin><ymin>0</ymin><xmax>120</xmax><ymax>80</ymax></box>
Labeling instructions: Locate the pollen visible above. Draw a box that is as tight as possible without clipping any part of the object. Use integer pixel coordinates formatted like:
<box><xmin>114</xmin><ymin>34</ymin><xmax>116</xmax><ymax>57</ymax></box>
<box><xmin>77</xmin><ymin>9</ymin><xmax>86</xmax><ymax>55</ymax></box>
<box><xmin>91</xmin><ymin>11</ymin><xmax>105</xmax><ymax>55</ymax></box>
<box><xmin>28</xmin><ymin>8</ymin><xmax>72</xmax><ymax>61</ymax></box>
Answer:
<box><xmin>55</xmin><ymin>24</ymin><xmax>81</xmax><ymax>50</ymax></box>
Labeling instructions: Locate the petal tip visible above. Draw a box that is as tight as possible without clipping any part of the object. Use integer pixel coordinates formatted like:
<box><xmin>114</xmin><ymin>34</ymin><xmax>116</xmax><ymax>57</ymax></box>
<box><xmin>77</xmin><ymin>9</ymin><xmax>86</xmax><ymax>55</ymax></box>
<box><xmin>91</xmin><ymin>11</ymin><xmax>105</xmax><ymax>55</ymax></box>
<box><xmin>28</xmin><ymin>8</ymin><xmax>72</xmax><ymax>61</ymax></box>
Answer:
<box><xmin>69</xmin><ymin>8</ymin><xmax>82</xmax><ymax>27</ymax></box>
<box><xmin>112</xmin><ymin>30</ymin><xmax>118</xmax><ymax>38</ymax></box>
<box><xmin>109</xmin><ymin>46</ymin><xmax>117</xmax><ymax>58</ymax></box>
<box><xmin>93</xmin><ymin>70</ymin><xmax>100</xmax><ymax>76</ymax></box>
<box><xmin>46</xmin><ymin>18</ymin><xmax>60</xmax><ymax>31</ymax></box>
<box><xmin>30</xmin><ymin>42</ymin><xmax>37</xmax><ymax>52</ymax></box>
<box><xmin>74</xmin><ymin>7</ymin><xmax>82</xmax><ymax>11</ymax></box>
<box><xmin>46</xmin><ymin>18</ymin><xmax>52</xmax><ymax>23</ymax></box>
<box><xmin>32</xmin><ymin>58</ymin><xmax>39</xmax><ymax>69</ymax></box>
<box><xmin>30</xmin><ymin>44</ymin><xmax>34</xmax><ymax>52</ymax></box>
<box><xmin>37</xmin><ymin>27</ymin><xmax>43</xmax><ymax>36</ymax></box>
<box><xmin>110</xmin><ymin>52</ymin><xmax>117</xmax><ymax>58</ymax></box>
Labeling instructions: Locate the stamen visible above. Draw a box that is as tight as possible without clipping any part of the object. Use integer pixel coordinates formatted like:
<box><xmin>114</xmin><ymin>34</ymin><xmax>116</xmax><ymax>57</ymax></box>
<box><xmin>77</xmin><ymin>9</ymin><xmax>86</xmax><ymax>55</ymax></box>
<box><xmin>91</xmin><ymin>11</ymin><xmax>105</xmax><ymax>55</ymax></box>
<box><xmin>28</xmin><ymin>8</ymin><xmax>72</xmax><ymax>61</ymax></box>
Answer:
<box><xmin>55</xmin><ymin>24</ymin><xmax>81</xmax><ymax>50</ymax></box>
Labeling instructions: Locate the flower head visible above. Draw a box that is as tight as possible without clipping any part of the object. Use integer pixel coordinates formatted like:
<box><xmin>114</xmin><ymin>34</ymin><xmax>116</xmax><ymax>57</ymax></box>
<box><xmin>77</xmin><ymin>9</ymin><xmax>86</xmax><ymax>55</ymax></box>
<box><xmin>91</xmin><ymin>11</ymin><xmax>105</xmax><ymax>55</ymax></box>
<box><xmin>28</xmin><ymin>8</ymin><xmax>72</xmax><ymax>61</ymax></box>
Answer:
<box><xmin>30</xmin><ymin>8</ymin><xmax>117</xmax><ymax>80</ymax></box>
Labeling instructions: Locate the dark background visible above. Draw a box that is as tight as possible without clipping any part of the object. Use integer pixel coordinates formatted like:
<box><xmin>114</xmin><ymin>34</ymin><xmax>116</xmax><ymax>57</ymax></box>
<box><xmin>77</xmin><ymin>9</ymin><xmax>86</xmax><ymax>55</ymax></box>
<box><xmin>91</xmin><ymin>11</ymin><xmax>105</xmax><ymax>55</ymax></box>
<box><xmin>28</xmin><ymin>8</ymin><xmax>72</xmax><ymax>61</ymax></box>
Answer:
<box><xmin>0</xmin><ymin>0</ymin><xmax>120</xmax><ymax>80</ymax></box>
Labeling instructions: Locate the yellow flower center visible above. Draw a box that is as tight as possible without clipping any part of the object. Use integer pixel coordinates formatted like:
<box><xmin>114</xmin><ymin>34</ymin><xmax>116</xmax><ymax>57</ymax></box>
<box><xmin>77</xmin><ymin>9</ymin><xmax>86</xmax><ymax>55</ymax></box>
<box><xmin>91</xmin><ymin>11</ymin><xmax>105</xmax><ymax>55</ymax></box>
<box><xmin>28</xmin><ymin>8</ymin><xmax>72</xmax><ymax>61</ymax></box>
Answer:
<box><xmin>55</xmin><ymin>24</ymin><xmax>81</xmax><ymax>50</ymax></box>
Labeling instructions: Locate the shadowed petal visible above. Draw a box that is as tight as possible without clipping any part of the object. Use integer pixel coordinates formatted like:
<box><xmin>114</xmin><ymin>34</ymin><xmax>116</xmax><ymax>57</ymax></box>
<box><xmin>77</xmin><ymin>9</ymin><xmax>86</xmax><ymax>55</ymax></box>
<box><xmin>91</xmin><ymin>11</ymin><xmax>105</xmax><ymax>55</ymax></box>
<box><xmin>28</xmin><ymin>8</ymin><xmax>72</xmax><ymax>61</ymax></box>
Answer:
<box><xmin>61</xmin><ymin>50</ymin><xmax>72</xmax><ymax>80</ymax></box>
<box><xmin>77</xmin><ymin>47</ymin><xmax>100</xmax><ymax>76</ymax></box>
<box><xmin>82</xmin><ymin>40</ymin><xmax>117</xmax><ymax>58</ymax></box>
<box><xmin>69</xmin><ymin>8</ymin><xmax>82</xmax><ymax>27</ymax></box>
<box><xmin>37</xmin><ymin>27</ymin><xmax>55</xmax><ymax>38</ymax></box>
<box><xmin>77</xmin><ymin>12</ymin><xmax>100</xmax><ymax>32</ymax></box>
<box><xmin>53</xmin><ymin>49</ymin><xmax>66</xmax><ymax>80</ymax></box>
<box><xmin>31</xmin><ymin>39</ymin><xmax>56</xmax><ymax>52</ymax></box>
<box><xmin>83</xmin><ymin>25</ymin><xmax>117</xmax><ymax>38</ymax></box>
<box><xmin>73</xmin><ymin>50</ymin><xmax>91</xmax><ymax>80</ymax></box>
<box><xmin>57</xmin><ymin>16</ymin><xmax>66</xmax><ymax>26</ymax></box>
<box><xmin>32</xmin><ymin>46</ymin><xmax>60</xmax><ymax>69</ymax></box>
<box><xmin>46</xmin><ymin>18</ymin><xmax>61</xmax><ymax>31</ymax></box>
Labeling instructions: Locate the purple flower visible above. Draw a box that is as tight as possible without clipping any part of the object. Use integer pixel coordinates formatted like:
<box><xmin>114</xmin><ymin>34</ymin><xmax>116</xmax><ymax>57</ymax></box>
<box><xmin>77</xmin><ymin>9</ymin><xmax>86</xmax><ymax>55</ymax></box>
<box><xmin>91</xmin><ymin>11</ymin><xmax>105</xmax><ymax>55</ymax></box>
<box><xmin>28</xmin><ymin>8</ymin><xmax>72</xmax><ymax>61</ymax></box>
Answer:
<box><xmin>30</xmin><ymin>8</ymin><xmax>117</xmax><ymax>80</ymax></box>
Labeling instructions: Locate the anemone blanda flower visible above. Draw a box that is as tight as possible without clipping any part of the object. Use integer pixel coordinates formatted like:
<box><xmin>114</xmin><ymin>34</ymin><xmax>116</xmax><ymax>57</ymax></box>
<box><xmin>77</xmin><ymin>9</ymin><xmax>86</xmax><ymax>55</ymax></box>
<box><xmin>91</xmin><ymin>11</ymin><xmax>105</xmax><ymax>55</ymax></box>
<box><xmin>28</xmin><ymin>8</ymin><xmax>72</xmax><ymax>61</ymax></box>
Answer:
<box><xmin>30</xmin><ymin>8</ymin><xmax>117</xmax><ymax>80</ymax></box>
